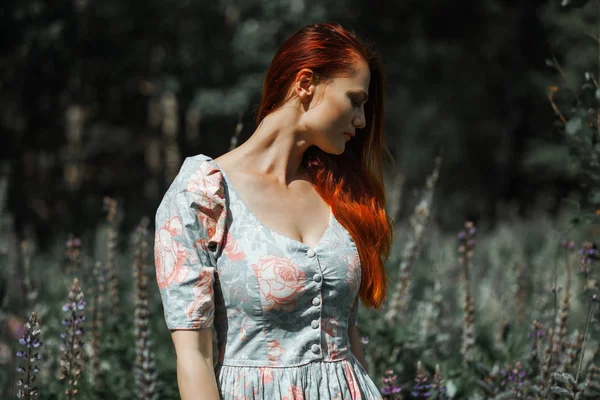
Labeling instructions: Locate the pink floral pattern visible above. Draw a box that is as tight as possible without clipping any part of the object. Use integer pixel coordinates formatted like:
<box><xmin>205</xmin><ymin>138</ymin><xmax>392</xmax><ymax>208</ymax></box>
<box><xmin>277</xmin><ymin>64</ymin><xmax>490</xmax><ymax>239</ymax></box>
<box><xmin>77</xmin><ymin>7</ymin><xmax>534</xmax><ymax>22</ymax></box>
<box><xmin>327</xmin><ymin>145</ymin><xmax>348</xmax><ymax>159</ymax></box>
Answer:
<box><xmin>154</xmin><ymin>216</ymin><xmax>193</xmax><ymax>290</ymax></box>
<box><xmin>323</xmin><ymin>317</ymin><xmax>343</xmax><ymax>358</ymax></box>
<box><xmin>186</xmin><ymin>267</ymin><xmax>215</xmax><ymax>327</ymax></box>
<box><xmin>155</xmin><ymin>155</ymin><xmax>382</xmax><ymax>399</ymax></box>
<box><xmin>223</xmin><ymin>231</ymin><xmax>245</xmax><ymax>261</ymax></box>
<box><xmin>257</xmin><ymin>367</ymin><xmax>274</xmax><ymax>384</ymax></box>
<box><xmin>345</xmin><ymin>362</ymin><xmax>362</xmax><ymax>399</ymax></box>
<box><xmin>267</xmin><ymin>339</ymin><xmax>287</xmax><ymax>364</ymax></box>
<box><xmin>252</xmin><ymin>255</ymin><xmax>306</xmax><ymax>312</ymax></box>
<box><xmin>186</xmin><ymin>162</ymin><xmax>223</xmax><ymax>203</ymax></box>
<box><xmin>282</xmin><ymin>385</ymin><xmax>305</xmax><ymax>400</ymax></box>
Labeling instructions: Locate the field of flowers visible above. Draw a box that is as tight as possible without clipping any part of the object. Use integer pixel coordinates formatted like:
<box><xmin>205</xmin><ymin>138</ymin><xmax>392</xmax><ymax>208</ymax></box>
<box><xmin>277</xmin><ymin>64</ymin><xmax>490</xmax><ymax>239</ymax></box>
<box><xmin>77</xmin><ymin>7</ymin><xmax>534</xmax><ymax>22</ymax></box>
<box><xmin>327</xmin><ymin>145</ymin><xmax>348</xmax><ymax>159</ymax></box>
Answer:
<box><xmin>0</xmin><ymin>159</ymin><xmax>599</xmax><ymax>399</ymax></box>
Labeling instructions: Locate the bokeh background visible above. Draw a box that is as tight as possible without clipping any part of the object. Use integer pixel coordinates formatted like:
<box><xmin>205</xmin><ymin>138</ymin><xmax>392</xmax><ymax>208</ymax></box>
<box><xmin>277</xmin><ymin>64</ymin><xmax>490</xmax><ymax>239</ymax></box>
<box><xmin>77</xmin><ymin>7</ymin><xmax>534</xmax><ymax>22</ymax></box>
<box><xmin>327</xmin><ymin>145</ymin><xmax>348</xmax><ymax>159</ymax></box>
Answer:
<box><xmin>0</xmin><ymin>0</ymin><xmax>584</xmax><ymax>245</ymax></box>
<box><xmin>2</xmin><ymin>0</ymin><xmax>600</xmax><ymax>399</ymax></box>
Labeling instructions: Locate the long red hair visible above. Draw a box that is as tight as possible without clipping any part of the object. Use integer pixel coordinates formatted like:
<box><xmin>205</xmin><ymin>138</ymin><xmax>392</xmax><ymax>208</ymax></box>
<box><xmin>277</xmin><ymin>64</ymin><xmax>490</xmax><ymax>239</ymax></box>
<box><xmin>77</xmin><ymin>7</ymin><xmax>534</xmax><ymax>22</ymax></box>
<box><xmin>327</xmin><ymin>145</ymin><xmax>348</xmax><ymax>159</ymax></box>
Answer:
<box><xmin>256</xmin><ymin>23</ymin><xmax>395</xmax><ymax>309</ymax></box>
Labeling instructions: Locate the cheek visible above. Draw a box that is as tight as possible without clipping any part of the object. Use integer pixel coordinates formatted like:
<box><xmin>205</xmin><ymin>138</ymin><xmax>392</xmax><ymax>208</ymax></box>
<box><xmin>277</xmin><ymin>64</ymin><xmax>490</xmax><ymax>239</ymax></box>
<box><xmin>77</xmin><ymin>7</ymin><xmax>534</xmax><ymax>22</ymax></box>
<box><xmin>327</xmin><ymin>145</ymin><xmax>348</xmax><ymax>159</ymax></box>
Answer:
<box><xmin>322</xmin><ymin>98</ymin><xmax>352</xmax><ymax>125</ymax></box>
<box><xmin>306</xmin><ymin>96</ymin><xmax>350</xmax><ymax>135</ymax></box>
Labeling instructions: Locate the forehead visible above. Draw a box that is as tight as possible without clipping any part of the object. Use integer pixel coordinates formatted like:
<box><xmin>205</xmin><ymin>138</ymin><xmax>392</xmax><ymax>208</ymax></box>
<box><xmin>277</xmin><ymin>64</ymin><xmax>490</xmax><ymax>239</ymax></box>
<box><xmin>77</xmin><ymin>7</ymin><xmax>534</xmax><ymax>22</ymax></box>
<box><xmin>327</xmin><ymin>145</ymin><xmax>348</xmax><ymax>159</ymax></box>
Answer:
<box><xmin>331</xmin><ymin>57</ymin><xmax>370</xmax><ymax>90</ymax></box>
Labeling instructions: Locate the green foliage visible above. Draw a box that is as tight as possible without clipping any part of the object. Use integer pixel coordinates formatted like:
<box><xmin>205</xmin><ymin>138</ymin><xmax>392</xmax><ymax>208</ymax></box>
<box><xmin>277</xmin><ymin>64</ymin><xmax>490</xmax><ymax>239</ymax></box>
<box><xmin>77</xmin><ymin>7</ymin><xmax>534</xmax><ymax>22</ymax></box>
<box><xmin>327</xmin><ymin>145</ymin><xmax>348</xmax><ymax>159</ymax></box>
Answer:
<box><xmin>357</xmin><ymin>207</ymin><xmax>599</xmax><ymax>398</ymax></box>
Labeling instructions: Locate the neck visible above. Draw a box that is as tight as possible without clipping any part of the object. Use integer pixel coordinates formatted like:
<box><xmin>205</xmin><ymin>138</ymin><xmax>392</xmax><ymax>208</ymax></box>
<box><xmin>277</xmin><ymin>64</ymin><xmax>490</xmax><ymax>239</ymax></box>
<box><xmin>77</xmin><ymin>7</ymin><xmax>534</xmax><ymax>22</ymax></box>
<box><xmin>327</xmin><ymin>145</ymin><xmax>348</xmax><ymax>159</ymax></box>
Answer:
<box><xmin>234</xmin><ymin>103</ymin><xmax>312</xmax><ymax>186</ymax></box>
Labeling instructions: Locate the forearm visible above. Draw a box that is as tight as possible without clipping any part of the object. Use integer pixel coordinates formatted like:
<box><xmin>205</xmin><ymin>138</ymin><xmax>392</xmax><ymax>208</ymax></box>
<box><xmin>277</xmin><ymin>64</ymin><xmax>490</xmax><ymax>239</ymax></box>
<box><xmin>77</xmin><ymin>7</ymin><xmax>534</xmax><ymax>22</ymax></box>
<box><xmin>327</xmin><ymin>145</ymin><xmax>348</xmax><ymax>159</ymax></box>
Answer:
<box><xmin>176</xmin><ymin>352</ymin><xmax>220</xmax><ymax>400</ymax></box>
<box><xmin>348</xmin><ymin>325</ymin><xmax>368</xmax><ymax>373</ymax></box>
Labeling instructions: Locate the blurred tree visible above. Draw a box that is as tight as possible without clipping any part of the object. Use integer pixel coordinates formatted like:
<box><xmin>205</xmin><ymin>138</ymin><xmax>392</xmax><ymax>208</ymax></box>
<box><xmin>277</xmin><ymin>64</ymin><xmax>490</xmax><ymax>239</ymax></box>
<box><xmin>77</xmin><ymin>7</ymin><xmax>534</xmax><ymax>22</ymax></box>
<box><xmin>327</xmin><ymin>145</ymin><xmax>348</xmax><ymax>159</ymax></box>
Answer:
<box><xmin>0</xmin><ymin>0</ymin><xmax>583</xmax><ymax>246</ymax></box>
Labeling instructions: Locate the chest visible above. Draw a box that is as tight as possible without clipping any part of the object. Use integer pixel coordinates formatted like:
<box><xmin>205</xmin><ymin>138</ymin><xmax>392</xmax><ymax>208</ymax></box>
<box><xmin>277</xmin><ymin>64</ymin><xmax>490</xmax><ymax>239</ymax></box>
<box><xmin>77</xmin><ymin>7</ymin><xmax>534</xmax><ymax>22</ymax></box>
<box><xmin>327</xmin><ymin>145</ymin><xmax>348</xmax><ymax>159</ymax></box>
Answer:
<box><xmin>218</xmin><ymin>165</ymin><xmax>331</xmax><ymax>249</ymax></box>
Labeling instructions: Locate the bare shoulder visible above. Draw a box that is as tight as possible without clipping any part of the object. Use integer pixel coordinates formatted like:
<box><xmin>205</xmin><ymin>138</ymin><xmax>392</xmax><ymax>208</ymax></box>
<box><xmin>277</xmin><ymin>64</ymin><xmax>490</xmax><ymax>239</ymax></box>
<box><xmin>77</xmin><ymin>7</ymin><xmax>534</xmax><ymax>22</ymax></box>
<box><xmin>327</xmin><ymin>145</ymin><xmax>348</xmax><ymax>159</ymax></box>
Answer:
<box><xmin>213</xmin><ymin>151</ymin><xmax>240</xmax><ymax>177</ymax></box>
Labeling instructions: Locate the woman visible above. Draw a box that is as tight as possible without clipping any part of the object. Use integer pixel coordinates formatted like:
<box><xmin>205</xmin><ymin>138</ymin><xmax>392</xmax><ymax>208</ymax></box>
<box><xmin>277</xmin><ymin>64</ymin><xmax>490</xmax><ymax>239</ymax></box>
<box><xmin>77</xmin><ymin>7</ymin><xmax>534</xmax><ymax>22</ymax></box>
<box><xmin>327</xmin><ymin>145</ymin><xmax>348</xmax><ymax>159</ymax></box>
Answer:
<box><xmin>154</xmin><ymin>22</ymin><xmax>395</xmax><ymax>399</ymax></box>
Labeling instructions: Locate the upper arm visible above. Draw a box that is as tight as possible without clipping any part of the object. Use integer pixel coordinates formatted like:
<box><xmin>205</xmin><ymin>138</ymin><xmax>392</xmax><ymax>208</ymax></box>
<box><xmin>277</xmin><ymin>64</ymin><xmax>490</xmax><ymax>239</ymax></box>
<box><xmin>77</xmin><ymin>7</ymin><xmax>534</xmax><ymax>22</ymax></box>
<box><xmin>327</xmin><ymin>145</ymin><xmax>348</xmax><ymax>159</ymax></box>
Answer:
<box><xmin>171</xmin><ymin>328</ymin><xmax>214</xmax><ymax>362</ymax></box>
<box><xmin>154</xmin><ymin>160</ymin><xmax>227</xmax><ymax>331</ymax></box>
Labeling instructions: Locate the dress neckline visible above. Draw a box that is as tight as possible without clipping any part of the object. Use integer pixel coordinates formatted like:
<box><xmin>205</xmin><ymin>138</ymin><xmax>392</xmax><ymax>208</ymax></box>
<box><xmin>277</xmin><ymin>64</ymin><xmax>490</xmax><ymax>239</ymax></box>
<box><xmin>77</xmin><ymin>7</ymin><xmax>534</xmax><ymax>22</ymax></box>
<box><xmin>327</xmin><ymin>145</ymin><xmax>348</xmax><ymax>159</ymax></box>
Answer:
<box><xmin>204</xmin><ymin>156</ymin><xmax>334</xmax><ymax>250</ymax></box>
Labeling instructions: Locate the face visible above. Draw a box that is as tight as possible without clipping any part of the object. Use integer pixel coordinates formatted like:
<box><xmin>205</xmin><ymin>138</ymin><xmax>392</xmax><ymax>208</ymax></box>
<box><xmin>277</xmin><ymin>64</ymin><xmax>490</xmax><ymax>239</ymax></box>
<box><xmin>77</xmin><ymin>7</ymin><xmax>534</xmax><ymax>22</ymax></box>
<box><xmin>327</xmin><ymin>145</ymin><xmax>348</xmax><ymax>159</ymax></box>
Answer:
<box><xmin>296</xmin><ymin>57</ymin><xmax>370</xmax><ymax>155</ymax></box>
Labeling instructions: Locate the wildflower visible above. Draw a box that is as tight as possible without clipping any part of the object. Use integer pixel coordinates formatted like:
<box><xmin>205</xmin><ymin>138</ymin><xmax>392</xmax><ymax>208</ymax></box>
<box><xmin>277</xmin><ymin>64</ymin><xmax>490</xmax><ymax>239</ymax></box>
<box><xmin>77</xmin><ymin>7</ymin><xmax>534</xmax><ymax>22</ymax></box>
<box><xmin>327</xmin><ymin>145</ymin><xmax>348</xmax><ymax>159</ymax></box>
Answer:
<box><xmin>59</xmin><ymin>278</ymin><xmax>86</xmax><ymax>399</ymax></box>
<box><xmin>380</xmin><ymin>368</ymin><xmax>402</xmax><ymax>399</ymax></box>
<box><xmin>15</xmin><ymin>312</ymin><xmax>43</xmax><ymax>399</ymax></box>
<box><xmin>412</xmin><ymin>361</ymin><xmax>432</xmax><ymax>398</ymax></box>
<box><xmin>64</xmin><ymin>234</ymin><xmax>82</xmax><ymax>275</ymax></box>
<box><xmin>528</xmin><ymin>320</ymin><xmax>544</xmax><ymax>369</ymax></box>
<box><xmin>578</xmin><ymin>241</ymin><xmax>598</xmax><ymax>277</ymax></box>
<box><xmin>561</xmin><ymin>240</ymin><xmax>575</xmax><ymax>251</ymax></box>
<box><xmin>499</xmin><ymin>361</ymin><xmax>526</xmax><ymax>388</ymax></box>
<box><xmin>132</xmin><ymin>221</ymin><xmax>159</xmax><ymax>398</ymax></box>
<box><xmin>360</xmin><ymin>336</ymin><xmax>369</xmax><ymax>345</ymax></box>
<box><xmin>457</xmin><ymin>221</ymin><xmax>476</xmax><ymax>263</ymax></box>
<box><xmin>88</xmin><ymin>260</ymin><xmax>105</xmax><ymax>387</ymax></box>
<box><xmin>458</xmin><ymin>221</ymin><xmax>477</xmax><ymax>363</ymax></box>
<box><xmin>432</xmin><ymin>364</ymin><xmax>449</xmax><ymax>399</ymax></box>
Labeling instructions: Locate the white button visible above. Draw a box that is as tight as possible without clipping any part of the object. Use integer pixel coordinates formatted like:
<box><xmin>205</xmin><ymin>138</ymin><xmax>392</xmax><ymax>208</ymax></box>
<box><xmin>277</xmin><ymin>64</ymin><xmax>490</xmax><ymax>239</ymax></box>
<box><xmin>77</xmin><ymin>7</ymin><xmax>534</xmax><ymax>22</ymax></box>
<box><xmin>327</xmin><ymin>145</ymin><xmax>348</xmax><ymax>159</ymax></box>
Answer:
<box><xmin>313</xmin><ymin>274</ymin><xmax>322</xmax><ymax>282</ymax></box>
<box><xmin>311</xmin><ymin>320</ymin><xmax>319</xmax><ymax>329</ymax></box>
<box><xmin>307</xmin><ymin>249</ymin><xmax>316</xmax><ymax>258</ymax></box>
<box><xmin>311</xmin><ymin>344</ymin><xmax>320</xmax><ymax>353</ymax></box>
<box><xmin>312</xmin><ymin>297</ymin><xmax>321</xmax><ymax>306</ymax></box>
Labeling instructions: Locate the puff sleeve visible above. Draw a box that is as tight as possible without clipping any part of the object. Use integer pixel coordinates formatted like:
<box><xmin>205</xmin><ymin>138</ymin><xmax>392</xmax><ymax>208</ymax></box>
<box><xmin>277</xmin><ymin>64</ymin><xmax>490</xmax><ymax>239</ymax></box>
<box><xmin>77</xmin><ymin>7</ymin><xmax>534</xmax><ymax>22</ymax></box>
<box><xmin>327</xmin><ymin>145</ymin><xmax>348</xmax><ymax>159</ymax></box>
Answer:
<box><xmin>154</xmin><ymin>158</ymin><xmax>227</xmax><ymax>330</ymax></box>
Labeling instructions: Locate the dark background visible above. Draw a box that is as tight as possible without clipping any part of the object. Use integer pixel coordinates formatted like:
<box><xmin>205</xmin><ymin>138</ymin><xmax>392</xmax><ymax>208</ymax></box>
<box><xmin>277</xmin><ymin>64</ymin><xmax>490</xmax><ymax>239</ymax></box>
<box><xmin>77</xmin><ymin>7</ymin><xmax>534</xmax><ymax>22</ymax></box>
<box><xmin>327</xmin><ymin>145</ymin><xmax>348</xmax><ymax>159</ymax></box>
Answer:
<box><xmin>0</xmin><ymin>0</ymin><xmax>588</xmax><ymax>249</ymax></box>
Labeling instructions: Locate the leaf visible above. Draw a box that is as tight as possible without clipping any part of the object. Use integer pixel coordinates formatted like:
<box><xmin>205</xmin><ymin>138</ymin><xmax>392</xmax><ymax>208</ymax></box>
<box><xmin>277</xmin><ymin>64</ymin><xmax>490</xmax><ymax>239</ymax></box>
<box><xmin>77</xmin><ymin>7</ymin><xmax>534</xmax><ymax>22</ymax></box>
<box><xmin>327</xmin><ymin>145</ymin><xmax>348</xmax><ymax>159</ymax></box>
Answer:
<box><xmin>566</xmin><ymin>117</ymin><xmax>583</xmax><ymax>135</ymax></box>
<box><xmin>548</xmin><ymin>386</ymin><xmax>575</xmax><ymax>399</ymax></box>
<box><xmin>551</xmin><ymin>372</ymin><xmax>576</xmax><ymax>386</ymax></box>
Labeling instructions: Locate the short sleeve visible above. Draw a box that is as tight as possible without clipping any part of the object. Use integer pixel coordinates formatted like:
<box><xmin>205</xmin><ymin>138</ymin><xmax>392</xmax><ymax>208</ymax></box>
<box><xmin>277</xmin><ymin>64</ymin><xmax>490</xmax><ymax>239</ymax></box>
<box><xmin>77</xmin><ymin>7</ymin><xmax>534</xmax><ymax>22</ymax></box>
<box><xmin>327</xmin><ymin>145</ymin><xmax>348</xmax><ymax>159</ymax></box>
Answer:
<box><xmin>154</xmin><ymin>158</ymin><xmax>227</xmax><ymax>330</ymax></box>
<box><xmin>349</xmin><ymin>296</ymin><xmax>359</xmax><ymax>327</ymax></box>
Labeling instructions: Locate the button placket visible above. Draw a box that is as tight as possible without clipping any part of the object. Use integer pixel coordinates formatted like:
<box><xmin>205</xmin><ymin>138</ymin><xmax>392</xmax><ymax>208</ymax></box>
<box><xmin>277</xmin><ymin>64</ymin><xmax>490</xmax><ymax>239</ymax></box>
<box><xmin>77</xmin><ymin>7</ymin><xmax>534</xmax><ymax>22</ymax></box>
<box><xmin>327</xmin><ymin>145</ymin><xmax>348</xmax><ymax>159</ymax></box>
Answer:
<box><xmin>306</xmin><ymin>246</ymin><xmax>323</xmax><ymax>358</ymax></box>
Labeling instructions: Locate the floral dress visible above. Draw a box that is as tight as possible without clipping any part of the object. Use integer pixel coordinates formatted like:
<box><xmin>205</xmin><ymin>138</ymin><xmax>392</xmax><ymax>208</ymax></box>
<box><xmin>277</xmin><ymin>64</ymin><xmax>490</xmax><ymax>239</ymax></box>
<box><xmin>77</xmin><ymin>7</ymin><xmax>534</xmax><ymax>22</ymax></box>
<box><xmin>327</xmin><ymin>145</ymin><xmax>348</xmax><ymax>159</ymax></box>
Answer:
<box><xmin>154</xmin><ymin>154</ymin><xmax>383</xmax><ymax>399</ymax></box>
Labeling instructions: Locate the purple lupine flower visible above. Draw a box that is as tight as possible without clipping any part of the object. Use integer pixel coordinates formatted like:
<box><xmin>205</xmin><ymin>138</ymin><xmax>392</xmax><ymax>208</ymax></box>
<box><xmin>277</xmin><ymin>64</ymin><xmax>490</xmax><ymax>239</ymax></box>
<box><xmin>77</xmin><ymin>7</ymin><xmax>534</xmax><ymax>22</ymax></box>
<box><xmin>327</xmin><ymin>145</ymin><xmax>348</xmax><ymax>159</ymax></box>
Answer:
<box><xmin>15</xmin><ymin>312</ymin><xmax>43</xmax><ymax>399</ymax></box>
<box><xmin>561</xmin><ymin>239</ymin><xmax>575</xmax><ymax>251</ymax></box>
<box><xmin>499</xmin><ymin>361</ymin><xmax>526</xmax><ymax>389</ymax></box>
<box><xmin>59</xmin><ymin>278</ymin><xmax>86</xmax><ymax>398</ymax></box>
<box><xmin>432</xmin><ymin>364</ymin><xmax>449</xmax><ymax>399</ymax></box>
<box><xmin>412</xmin><ymin>361</ymin><xmax>432</xmax><ymax>398</ymax></box>
<box><xmin>380</xmin><ymin>368</ymin><xmax>402</xmax><ymax>399</ymax></box>
<box><xmin>578</xmin><ymin>241</ymin><xmax>598</xmax><ymax>277</ymax></box>
<box><xmin>457</xmin><ymin>221</ymin><xmax>476</xmax><ymax>259</ymax></box>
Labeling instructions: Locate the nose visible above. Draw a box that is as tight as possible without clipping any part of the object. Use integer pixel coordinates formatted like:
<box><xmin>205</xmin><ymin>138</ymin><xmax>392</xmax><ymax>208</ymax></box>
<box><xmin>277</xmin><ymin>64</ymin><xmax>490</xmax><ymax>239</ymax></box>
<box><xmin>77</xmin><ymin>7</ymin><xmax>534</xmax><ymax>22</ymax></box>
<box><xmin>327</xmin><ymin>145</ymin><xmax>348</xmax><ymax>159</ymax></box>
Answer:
<box><xmin>352</xmin><ymin>109</ymin><xmax>366</xmax><ymax>130</ymax></box>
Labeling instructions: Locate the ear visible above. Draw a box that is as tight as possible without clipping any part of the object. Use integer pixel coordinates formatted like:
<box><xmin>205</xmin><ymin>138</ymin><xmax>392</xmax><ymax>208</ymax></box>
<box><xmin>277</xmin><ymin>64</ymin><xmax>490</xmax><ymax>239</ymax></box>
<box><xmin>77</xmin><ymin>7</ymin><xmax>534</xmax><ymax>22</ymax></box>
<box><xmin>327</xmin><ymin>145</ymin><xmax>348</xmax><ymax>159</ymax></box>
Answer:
<box><xmin>294</xmin><ymin>69</ymin><xmax>316</xmax><ymax>104</ymax></box>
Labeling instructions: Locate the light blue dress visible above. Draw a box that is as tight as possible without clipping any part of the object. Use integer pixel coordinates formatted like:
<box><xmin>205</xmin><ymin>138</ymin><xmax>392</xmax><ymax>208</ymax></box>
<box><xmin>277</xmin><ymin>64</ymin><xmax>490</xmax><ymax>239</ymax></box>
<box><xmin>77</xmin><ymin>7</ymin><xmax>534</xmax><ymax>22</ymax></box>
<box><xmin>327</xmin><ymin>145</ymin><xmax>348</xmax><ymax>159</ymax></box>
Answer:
<box><xmin>154</xmin><ymin>154</ymin><xmax>383</xmax><ymax>399</ymax></box>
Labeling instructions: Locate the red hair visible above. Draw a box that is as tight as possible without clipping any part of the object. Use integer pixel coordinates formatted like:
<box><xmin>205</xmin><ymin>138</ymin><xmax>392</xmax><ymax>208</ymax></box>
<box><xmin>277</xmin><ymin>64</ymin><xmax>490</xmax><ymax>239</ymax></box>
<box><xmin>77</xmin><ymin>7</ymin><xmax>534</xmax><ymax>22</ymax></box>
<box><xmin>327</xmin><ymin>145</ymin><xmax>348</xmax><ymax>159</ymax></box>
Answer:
<box><xmin>256</xmin><ymin>23</ymin><xmax>395</xmax><ymax>309</ymax></box>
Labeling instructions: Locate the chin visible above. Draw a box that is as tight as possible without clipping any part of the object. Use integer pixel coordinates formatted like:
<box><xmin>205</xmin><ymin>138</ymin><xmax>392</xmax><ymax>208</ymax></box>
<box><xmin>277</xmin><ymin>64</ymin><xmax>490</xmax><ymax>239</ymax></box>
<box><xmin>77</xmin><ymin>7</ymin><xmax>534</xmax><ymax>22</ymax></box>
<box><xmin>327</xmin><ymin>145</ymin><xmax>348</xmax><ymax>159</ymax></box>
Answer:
<box><xmin>317</xmin><ymin>140</ymin><xmax>348</xmax><ymax>155</ymax></box>
<box><xmin>319</xmin><ymin>146</ymin><xmax>345</xmax><ymax>156</ymax></box>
